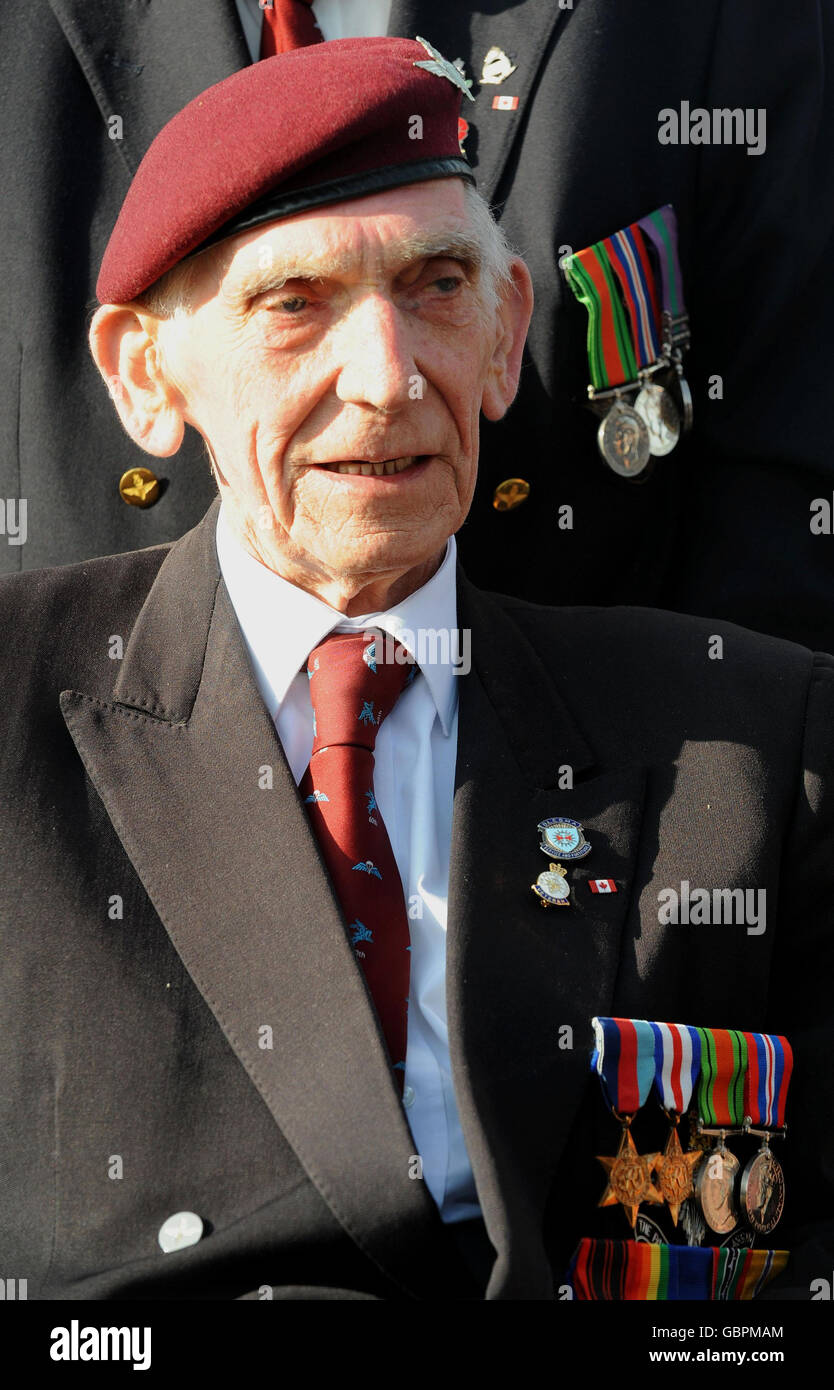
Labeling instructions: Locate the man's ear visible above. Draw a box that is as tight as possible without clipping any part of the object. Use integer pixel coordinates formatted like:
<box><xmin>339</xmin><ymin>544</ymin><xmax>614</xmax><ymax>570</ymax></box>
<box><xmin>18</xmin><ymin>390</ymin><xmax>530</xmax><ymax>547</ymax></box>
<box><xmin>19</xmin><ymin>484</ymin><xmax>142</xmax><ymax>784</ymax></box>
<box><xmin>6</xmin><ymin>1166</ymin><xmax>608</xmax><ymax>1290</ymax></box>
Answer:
<box><xmin>481</xmin><ymin>257</ymin><xmax>534</xmax><ymax>422</ymax></box>
<box><xmin>89</xmin><ymin>304</ymin><xmax>186</xmax><ymax>457</ymax></box>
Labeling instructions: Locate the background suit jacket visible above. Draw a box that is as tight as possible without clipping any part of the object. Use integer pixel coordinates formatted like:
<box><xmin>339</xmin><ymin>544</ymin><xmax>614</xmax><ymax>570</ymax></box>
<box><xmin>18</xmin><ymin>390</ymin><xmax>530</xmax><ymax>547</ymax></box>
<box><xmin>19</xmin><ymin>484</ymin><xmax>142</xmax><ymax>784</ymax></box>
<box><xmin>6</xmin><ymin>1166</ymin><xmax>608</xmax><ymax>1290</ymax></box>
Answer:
<box><xmin>1</xmin><ymin>498</ymin><xmax>833</xmax><ymax>1300</ymax></box>
<box><xmin>2</xmin><ymin>1</ymin><xmax>834</xmax><ymax>653</ymax></box>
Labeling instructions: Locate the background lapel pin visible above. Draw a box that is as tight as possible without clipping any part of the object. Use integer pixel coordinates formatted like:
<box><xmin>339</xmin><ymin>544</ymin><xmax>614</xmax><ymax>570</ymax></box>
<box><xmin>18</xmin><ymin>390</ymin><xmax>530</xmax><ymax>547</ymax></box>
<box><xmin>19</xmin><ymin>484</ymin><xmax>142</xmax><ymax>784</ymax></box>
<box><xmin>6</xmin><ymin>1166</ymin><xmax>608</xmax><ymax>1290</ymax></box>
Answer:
<box><xmin>532</xmin><ymin>862</ymin><xmax>571</xmax><ymax>907</ymax></box>
<box><xmin>480</xmin><ymin>46</ymin><xmax>517</xmax><ymax>84</ymax></box>
<box><xmin>538</xmin><ymin>817</ymin><xmax>591</xmax><ymax>859</ymax></box>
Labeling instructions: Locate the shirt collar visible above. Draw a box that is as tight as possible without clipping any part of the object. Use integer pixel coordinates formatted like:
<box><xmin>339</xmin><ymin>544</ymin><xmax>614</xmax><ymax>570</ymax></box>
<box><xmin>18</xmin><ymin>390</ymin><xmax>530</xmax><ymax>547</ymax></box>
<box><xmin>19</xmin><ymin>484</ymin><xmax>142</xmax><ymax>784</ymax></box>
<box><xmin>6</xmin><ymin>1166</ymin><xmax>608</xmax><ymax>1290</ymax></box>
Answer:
<box><xmin>215</xmin><ymin>504</ymin><xmax>459</xmax><ymax>735</ymax></box>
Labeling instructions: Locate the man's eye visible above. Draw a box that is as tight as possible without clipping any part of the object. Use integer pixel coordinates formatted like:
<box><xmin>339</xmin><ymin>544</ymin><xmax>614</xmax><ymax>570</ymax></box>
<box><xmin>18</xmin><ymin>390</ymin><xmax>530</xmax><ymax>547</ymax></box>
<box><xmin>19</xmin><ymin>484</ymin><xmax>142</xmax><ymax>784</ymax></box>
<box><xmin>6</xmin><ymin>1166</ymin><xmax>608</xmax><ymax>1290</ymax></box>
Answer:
<box><xmin>432</xmin><ymin>276</ymin><xmax>463</xmax><ymax>293</ymax></box>
<box><xmin>273</xmin><ymin>296</ymin><xmax>308</xmax><ymax>313</ymax></box>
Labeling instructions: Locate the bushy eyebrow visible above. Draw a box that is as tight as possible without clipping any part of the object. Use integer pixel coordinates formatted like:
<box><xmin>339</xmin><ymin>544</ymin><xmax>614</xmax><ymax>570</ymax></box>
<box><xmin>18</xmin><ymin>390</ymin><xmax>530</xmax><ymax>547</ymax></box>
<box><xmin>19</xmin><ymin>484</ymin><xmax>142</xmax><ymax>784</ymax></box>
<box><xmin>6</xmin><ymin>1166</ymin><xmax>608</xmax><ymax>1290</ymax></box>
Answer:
<box><xmin>228</xmin><ymin>230</ymin><xmax>484</xmax><ymax>298</ymax></box>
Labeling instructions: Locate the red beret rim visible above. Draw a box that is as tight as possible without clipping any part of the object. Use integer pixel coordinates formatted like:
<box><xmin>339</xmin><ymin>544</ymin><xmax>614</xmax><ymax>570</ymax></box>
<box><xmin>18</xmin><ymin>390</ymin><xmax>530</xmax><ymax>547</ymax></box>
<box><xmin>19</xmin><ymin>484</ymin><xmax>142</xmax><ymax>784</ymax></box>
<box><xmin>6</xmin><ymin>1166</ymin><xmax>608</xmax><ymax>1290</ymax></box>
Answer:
<box><xmin>192</xmin><ymin>156</ymin><xmax>476</xmax><ymax>260</ymax></box>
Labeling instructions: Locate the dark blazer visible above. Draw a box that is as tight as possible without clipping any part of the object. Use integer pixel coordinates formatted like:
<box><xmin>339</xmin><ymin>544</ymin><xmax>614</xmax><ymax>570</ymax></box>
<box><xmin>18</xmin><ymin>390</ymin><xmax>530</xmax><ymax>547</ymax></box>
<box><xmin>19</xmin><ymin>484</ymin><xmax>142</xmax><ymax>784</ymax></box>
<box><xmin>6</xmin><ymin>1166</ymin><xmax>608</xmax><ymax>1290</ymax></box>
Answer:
<box><xmin>1</xmin><ymin>498</ymin><xmax>833</xmax><ymax>1299</ymax></box>
<box><xmin>3</xmin><ymin>2</ymin><xmax>833</xmax><ymax>653</ymax></box>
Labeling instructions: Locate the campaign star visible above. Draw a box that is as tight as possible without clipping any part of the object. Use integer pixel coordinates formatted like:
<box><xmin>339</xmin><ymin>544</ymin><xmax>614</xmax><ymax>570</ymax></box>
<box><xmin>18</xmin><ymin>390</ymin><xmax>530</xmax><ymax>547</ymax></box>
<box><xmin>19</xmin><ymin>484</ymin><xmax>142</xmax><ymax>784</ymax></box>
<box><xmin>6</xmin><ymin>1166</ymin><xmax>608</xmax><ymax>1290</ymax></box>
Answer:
<box><xmin>597</xmin><ymin>1128</ymin><xmax>662</xmax><ymax>1228</ymax></box>
<box><xmin>653</xmin><ymin>1126</ymin><xmax>702</xmax><ymax>1226</ymax></box>
<box><xmin>414</xmin><ymin>36</ymin><xmax>476</xmax><ymax>101</ymax></box>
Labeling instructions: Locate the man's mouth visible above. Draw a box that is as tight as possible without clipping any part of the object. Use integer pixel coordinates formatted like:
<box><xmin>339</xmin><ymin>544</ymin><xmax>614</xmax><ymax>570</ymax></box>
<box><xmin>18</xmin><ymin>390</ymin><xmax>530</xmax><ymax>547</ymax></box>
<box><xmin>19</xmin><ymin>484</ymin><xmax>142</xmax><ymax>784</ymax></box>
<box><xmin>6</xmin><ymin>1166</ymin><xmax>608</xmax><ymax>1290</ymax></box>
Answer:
<box><xmin>317</xmin><ymin>455</ymin><xmax>426</xmax><ymax>476</ymax></box>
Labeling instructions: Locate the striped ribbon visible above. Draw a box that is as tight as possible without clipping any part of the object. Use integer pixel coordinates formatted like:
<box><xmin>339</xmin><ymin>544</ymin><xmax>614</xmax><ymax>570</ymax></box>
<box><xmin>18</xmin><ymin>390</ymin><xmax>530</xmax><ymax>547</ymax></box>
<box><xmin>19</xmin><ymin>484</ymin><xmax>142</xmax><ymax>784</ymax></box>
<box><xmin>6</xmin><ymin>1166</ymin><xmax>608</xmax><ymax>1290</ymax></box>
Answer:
<box><xmin>637</xmin><ymin>204</ymin><xmax>687</xmax><ymax>321</ymax></box>
<box><xmin>650</xmin><ymin>1021</ymin><xmax>702</xmax><ymax>1114</ymax></box>
<box><xmin>712</xmin><ymin>1247</ymin><xmax>790</xmax><ymax>1301</ymax></box>
<box><xmin>592</xmin><ymin>1017</ymin><xmax>656</xmax><ymax>1114</ymax></box>
<box><xmin>695</xmin><ymin>1027</ymin><xmax>748</xmax><ymax>1125</ymax></box>
<box><xmin>742</xmin><ymin>1033</ymin><xmax>793</xmax><ymax>1127</ymax></box>
<box><xmin>562</xmin><ymin>243</ymin><xmax>638</xmax><ymax>389</ymax></box>
<box><xmin>568</xmin><ymin>1239</ymin><xmax>788</xmax><ymax>1300</ymax></box>
<box><xmin>603</xmin><ymin>227</ymin><xmax>662</xmax><ymax>368</ymax></box>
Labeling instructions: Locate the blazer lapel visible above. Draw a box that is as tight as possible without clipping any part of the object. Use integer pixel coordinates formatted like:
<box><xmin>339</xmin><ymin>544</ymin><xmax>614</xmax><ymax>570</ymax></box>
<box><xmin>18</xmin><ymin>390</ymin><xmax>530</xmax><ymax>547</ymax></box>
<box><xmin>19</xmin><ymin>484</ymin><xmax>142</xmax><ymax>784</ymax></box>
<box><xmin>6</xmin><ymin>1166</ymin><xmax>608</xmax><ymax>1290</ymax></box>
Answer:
<box><xmin>60</xmin><ymin>503</ymin><xmax>463</xmax><ymax>1300</ymax></box>
<box><xmin>48</xmin><ymin>0</ymin><xmax>250</xmax><ymax>176</ymax></box>
<box><xmin>448</xmin><ymin>576</ymin><xmax>647</xmax><ymax>1297</ymax></box>
<box><xmin>389</xmin><ymin>0</ymin><xmax>566</xmax><ymax>203</ymax></box>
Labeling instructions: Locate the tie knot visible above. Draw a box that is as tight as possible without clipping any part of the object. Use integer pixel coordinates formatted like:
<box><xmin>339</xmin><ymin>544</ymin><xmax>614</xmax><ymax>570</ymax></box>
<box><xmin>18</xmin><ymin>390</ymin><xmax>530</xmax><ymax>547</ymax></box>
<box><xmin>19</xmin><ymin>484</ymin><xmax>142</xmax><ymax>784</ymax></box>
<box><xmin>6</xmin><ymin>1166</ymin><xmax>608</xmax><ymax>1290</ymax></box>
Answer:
<box><xmin>306</xmin><ymin>631</ymin><xmax>416</xmax><ymax>752</ymax></box>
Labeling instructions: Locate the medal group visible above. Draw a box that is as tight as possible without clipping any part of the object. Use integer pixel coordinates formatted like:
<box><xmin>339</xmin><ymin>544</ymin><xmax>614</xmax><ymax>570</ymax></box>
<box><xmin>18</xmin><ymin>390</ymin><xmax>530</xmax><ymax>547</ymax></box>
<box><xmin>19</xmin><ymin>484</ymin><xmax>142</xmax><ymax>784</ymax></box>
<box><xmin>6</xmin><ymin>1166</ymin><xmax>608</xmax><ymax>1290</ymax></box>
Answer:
<box><xmin>562</xmin><ymin>204</ymin><xmax>692</xmax><ymax>478</ymax></box>
<box><xmin>570</xmin><ymin>1018</ymin><xmax>793</xmax><ymax>1300</ymax></box>
<box><xmin>593</xmin><ymin>1018</ymin><xmax>791</xmax><ymax>1237</ymax></box>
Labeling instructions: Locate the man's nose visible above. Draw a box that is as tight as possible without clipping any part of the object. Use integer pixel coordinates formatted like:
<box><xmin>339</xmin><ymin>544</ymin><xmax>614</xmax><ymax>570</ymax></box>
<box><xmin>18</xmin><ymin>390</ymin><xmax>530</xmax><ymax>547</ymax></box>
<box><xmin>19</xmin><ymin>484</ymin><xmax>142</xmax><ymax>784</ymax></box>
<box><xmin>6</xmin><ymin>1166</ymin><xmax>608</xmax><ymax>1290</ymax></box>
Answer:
<box><xmin>332</xmin><ymin>294</ymin><xmax>417</xmax><ymax>412</ymax></box>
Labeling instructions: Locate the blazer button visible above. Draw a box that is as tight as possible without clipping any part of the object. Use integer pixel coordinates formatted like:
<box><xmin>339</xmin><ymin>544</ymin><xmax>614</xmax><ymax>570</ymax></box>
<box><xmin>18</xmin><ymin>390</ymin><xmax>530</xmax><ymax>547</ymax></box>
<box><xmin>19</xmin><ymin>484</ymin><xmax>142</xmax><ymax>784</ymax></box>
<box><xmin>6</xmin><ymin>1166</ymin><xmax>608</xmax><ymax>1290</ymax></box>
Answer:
<box><xmin>158</xmin><ymin>1211</ymin><xmax>204</xmax><ymax>1253</ymax></box>
<box><xmin>119</xmin><ymin>467</ymin><xmax>161</xmax><ymax>507</ymax></box>
<box><xmin>492</xmin><ymin>477</ymin><xmax>530</xmax><ymax>511</ymax></box>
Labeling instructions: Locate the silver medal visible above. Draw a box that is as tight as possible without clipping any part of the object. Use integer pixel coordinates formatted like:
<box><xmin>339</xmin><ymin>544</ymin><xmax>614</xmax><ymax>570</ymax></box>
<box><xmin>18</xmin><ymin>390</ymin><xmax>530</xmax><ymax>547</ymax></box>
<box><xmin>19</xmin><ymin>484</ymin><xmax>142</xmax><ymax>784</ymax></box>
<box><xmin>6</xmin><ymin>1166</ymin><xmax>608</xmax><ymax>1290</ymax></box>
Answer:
<box><xmin>739</xmin><ymin>1145</ymin><xmax>785</xmax><ymax>1235</ymax></box>
<box><xmin>597</xmin><ymin>400</ymin><xmax>651</xmax><ymax>478</ymax></box>
<box><xmin>634</xmin><ymin>381</ymin><xmax>680</xmax><ymax>456</ymax></box>
<box><xmin>673</xmin><ymin>369</ymin><xmax>694</xmax><ymax>432</ymax></box>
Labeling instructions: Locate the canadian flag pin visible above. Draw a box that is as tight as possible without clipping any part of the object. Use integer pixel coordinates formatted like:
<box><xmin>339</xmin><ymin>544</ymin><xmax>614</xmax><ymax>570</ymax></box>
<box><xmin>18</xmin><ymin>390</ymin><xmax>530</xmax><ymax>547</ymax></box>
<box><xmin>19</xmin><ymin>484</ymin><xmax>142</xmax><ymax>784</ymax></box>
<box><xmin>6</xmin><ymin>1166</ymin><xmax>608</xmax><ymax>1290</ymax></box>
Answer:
<box><xmin>588</xmin><ymin>879</ymin><xmax>618</xmax><ymax>894</ymax></box>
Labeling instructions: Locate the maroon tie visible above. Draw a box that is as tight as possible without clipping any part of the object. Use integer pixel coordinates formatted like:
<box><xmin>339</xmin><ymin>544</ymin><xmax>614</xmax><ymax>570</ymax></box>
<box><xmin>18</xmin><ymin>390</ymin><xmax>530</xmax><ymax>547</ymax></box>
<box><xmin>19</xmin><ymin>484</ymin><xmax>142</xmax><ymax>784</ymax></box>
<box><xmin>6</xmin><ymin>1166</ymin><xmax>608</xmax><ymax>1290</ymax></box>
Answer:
<box><xmin>300</xmin><ymin>632</ymin><xmax>416</xmax><ymax>1090</ymax></box>
<box><xmin>259</xmin><ymin>0</ymin><xmax>323</xmax><ymax>57</ymax></box>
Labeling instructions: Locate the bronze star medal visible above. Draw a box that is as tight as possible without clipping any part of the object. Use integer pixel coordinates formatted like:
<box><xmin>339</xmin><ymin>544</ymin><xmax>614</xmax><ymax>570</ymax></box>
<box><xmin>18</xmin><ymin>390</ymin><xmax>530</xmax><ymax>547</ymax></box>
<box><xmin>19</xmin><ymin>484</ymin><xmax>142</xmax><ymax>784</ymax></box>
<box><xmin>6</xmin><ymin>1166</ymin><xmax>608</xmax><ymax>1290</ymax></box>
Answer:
<box><xmin>597</xmin><ymin>1127</ymin><xmax>662</xmax><ymax>1228</ymax></box>
<box><xmin>653</xmin><ymin>1124</ymin><xmax>702</xmax><ymax>1225</ymax></box>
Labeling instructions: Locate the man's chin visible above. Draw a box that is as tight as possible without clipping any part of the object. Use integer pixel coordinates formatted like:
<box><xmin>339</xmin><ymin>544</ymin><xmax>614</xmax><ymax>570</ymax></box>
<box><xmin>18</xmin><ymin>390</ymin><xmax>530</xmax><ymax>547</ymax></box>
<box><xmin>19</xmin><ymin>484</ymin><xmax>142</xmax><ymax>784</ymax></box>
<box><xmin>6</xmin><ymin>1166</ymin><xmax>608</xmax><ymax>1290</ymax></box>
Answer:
<box><xmin>295</xmin><ymin>536</ymin><xmax>450</xmax><ymax>608</ymax></box>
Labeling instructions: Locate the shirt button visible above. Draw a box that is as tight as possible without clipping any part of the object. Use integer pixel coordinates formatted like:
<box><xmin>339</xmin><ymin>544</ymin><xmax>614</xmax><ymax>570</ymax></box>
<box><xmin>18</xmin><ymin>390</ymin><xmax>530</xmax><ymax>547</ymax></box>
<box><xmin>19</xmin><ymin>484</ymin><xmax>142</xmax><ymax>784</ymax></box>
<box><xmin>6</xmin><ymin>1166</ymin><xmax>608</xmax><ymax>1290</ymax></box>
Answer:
<box><xmin>158</xmin><ymin>1211</ymin><xmax>204</xmax><ymax>1253</ymax></box>
<box><xmin>403</xmin><ymin>1084</ymin><xmax>416</xmax><ymax>1108</ymax></box>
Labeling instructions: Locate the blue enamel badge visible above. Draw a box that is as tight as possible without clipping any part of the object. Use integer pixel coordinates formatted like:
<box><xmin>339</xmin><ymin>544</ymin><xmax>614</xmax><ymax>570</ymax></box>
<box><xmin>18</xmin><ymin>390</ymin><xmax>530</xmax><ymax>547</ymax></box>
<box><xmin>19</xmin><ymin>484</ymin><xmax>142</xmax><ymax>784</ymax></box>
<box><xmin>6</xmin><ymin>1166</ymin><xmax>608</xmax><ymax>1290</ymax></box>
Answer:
<box><xmin>537</xmin><ymin>817</ymin><xmax>591</xmax><ymax>859</ymax></box>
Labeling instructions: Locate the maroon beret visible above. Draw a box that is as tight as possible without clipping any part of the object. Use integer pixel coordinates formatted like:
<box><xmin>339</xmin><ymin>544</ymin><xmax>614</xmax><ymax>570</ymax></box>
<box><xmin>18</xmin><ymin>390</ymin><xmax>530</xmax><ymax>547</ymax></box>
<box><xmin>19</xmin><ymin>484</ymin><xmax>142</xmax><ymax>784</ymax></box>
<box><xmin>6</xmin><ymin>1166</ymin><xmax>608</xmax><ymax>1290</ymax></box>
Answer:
<box><xmin>97</xmin><ymin>35</ymin><xmax>475</xmax><ymax>304</ymax></box>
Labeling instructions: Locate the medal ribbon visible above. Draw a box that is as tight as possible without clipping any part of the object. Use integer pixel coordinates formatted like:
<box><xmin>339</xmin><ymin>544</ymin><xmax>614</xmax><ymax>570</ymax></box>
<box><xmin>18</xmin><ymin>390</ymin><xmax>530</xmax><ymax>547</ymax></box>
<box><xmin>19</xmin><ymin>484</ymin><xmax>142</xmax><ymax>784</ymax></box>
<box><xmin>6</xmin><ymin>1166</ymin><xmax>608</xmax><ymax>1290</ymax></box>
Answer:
<box><xmin>603</xmin><ymin>227</ymin><xmax>662</xmax><ymax>368</ymax></box>
<box><xmin>742</xmin><ymin>1032</ymin><xmax>793</xmax><ymax>1127</ymax></box>
<box><xmin>563</xmin><ymin>244</ymin><xmax>638</xmax><ymax>389</ymax></box>
<box><xmin>591</xmin><ymin>1017</ymin><xmax>656</xmax><ymax>1115</ymax></box>
<box><xmin>650</xmin><ymin>1021</ymin><xmax>702</xmax><ymax>1114</ymax></box>
<box><xmin>636</xmin><ymin>204</ymin><xmax>687</xmax><ymax>326</ymax></box>
<box><xmin>694</xmin><ymin>1027</ymin><xmax>748</xmax><ymax>1125</ymax></box>
<box><xmin>568</xmin><ymin>1240</ymin><xmax>788</xmax><ymax>1301</ymax></box>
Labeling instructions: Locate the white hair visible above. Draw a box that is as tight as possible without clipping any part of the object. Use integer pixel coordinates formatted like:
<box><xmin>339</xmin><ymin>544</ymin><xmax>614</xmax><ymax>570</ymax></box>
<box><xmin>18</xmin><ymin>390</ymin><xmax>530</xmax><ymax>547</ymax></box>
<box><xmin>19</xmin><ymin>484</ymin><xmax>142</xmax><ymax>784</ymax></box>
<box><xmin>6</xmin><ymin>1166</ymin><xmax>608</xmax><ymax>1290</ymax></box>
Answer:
<box><xmin>461</xmin><ymin>180</ymin><xmax>516</xmax><ymax>315</ymax></box>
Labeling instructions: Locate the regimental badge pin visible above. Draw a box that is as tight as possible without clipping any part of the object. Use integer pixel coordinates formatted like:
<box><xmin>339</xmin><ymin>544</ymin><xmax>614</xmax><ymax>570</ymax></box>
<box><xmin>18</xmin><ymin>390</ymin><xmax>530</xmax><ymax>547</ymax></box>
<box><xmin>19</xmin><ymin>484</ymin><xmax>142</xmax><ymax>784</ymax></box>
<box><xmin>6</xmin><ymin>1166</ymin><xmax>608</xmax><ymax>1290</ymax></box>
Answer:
<box><xmin>532</xmin><ymin>862</ymin><xmax>571</xmax><ymax>907</ymax></box>
<box><xmin>414</xmin><ymin>36</ymin><xmax>476</xmax><ymax>101</ymax></box>
<box><xmin>480</xmin><ymin>45</ymin><xmax>517</xmax><ymax>84</ymax></box>
<box><xmin>452</xmin><ymin>57</ymin><xmax>474</xmax><ymax>94</ymax></box>
<box><xmin>492</xmin><ymin>476</ymin><xmax>530</xmax><ymax>511</ymax></box>
<box><xmin>538</xmin><ymin>817</ymin><xmax>591</xmax><ymax>859</ymax></box>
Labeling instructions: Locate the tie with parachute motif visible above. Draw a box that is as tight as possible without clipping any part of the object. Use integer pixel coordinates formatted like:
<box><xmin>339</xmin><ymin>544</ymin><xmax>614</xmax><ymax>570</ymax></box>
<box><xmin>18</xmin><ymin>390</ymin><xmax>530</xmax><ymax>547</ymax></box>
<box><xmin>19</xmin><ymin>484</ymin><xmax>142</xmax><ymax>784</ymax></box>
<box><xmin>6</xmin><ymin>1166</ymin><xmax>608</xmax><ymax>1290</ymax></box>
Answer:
<box><xmin>300</xmin><ymin>631</ymin><xmax>416</xmax><ymax>1092</ymax></box>
<box><xmin>259</xmin><ymin>0</ymin><xmax>323</xmax><ymax>56</ymax></box>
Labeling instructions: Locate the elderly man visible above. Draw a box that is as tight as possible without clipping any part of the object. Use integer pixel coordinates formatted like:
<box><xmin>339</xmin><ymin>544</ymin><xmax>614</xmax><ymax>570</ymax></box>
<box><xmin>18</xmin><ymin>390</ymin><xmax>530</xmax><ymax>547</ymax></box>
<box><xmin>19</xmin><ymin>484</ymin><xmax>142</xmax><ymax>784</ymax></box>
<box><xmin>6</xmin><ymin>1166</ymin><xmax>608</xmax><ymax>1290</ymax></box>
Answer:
<box><xmin>1</xmin><ymin>38</ymin><xmax>833</xmax><ymax>1303</ymax></box>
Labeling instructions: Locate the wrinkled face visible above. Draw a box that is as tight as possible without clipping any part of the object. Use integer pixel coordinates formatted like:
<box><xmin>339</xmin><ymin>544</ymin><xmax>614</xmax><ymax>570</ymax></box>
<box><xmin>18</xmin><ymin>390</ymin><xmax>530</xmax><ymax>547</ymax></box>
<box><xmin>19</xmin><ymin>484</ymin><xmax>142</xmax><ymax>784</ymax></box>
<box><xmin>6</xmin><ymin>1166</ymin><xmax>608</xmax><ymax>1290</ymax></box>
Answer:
<box><xmin>154</xmin><ymin>180</ymin><xmax>511</xmax><ymax>600</ymax></box>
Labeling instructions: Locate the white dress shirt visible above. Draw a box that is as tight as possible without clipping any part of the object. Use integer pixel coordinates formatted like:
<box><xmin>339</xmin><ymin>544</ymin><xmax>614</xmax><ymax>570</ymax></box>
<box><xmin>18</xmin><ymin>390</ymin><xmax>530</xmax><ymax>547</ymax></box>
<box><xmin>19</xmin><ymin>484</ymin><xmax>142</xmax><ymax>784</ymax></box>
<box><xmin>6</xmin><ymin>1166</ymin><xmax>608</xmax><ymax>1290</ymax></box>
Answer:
<box><xmin>235</xmin><ymin>0</ymin><xmax>392</xmax><ymax>61</ymax></box>
<box><xmin>216</xmin><ymin>506</ymin><xmax>481</xmax><ymax>1223</ymax></box>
